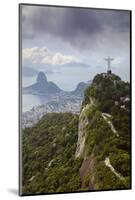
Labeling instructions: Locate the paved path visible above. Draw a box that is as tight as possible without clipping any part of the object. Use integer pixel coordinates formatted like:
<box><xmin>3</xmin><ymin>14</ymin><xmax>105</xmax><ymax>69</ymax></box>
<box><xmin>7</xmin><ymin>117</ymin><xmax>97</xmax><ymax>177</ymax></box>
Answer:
<box><xmin>102</xmin><ymin>113</ymin><xmax>119</xmax><ymax>137</ymax></box>
<box><xmin>104</xmin><ymin>157</ymin><xmax>124</xmax><ymax>180</ymax></box>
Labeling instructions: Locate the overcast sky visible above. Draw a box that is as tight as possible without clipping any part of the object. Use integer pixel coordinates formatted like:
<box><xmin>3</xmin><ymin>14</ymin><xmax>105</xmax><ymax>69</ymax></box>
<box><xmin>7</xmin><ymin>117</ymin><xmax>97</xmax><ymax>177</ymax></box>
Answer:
<box><xmin>21</xmin><ymin>5</ymin><xmax>130</xmax><ymax>91</ymax></box>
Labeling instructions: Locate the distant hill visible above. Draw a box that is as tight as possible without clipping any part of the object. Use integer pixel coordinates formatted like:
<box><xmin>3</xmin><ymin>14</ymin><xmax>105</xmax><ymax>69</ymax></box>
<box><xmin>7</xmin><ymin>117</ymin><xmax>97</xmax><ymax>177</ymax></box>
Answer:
<box><xmin>71</xmin><ymin>82</ymin><xmax>89</xmax><ymax>96</ymax></box>
<box><xmin>23</xmin><ymin>71</ymin><xmax>90</xmax><ymax>96</ymax></box>
<box><xmin>23</xmin><ymin>72</ymin><xmax>62</xmax><ymax>95</ymax></box>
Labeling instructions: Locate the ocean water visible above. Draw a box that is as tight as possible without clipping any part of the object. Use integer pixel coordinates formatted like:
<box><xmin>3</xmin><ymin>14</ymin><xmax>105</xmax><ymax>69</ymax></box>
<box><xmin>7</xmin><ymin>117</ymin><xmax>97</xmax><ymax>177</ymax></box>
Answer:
<box><xmin>21</xmin><ymin>68</ymin><xmax>92</xmax><ymax>112</ymax></box>
<box><xmin>22</xmin><ymin>94</ymin><xmax>48</xmax><ymax>112</ymax></box>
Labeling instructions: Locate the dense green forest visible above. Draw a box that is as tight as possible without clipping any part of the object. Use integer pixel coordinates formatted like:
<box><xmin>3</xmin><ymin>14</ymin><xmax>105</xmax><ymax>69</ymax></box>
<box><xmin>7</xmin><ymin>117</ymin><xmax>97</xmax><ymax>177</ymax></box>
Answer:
<box><xmin>22</xmin><ymin>113</ymin><xmax>82</xmax><ymax>194</ymax></box>
<box><xmin>22</xmin><ymin>73</ymin><xmax>131</xmax><ymax>194</ymax></box>
<box><xmin>79</xmin><ymin>73</ymin><xmax>130</xmax><ymax>189</ymax></box>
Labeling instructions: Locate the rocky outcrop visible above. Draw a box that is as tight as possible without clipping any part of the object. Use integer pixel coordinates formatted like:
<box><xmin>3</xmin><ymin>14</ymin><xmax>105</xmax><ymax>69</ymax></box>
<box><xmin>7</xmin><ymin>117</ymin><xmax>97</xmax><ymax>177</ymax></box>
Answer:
<box><xmin>75</xmin><ymin>104</ymin><xmax>91</xmax><ymax>158</ymax></box>
<box><xmin>79</xmin><ymin>152</ymin><xmax>96</xmax><ymax>189</ymax></box>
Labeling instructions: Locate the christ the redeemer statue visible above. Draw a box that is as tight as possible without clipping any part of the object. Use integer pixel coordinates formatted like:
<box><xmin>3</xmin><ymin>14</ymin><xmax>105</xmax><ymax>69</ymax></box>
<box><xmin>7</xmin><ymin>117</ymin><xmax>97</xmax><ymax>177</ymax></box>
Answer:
<box><xmin>104</xmin><ymin>56</ymin><xmax>114</xmax><ymax>74</ymax></box>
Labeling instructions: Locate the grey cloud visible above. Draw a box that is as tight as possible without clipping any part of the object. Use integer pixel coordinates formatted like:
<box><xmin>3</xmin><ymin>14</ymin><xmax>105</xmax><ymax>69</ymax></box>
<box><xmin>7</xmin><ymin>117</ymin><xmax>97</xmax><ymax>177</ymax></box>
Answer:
<box><xmin>22</xmin><ymin>33</ymin><xmax>35</xmax><ymax>40</ymax></box>
<box><xmin>22</xmin><ymin>5</ymin><xmax>130</xmax><ymax>49</ymax></box>
<box><xmin>97</xmin><ymin>10</ymin><xmax>130</xmax><ymax>32</ymax></box>
<box><xmin>22</xmin><ymin>6</ymin><xmax>102</xmax><ymax>40</ymax></box>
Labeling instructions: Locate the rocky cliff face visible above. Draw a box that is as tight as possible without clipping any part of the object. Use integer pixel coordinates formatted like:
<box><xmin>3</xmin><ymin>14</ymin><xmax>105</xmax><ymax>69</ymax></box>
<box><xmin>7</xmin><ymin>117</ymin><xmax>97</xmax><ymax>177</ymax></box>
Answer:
<box><xmin>36</xmin><ymin>72</ymin><xmax>48</xmax><ymax>85</ymax></box>
<box><xmin>75</xmin><ymin>104</ymin><xmax>90</xmax><ymax>158</ymax></box>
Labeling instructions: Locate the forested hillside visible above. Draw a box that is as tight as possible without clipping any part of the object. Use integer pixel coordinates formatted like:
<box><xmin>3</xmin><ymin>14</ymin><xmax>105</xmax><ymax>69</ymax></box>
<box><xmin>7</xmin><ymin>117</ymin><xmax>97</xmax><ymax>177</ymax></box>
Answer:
<box><xmin>22</xmin><ymin>113</ymin><xmax>82</xmax><ymax>194</ymax></box>
<box><xmin>76</xmin><ymin>73</ymin><xmax>130</xmax><ymax>190</ymax></box>
<box><xmin>22</xmin><ymin>72</ymin><xmax>131</xmax><ymax>194</ymax></box>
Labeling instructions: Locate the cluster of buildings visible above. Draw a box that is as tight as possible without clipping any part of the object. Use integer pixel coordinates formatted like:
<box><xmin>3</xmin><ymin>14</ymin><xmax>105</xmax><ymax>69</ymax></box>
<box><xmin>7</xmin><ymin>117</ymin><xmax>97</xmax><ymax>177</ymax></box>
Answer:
<box><xmin>22</xmin><ymin>99</ymin><xmax>82</xmax><ymax>129</ymax></box>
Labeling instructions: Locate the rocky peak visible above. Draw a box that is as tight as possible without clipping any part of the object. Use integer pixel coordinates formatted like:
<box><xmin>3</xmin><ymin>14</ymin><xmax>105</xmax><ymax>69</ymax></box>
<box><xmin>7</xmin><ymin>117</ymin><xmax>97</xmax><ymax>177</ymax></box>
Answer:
<box><xmin>36</xmin><ymin>72</ymin><xmax>48</xmax><ymax>85</ymax></box>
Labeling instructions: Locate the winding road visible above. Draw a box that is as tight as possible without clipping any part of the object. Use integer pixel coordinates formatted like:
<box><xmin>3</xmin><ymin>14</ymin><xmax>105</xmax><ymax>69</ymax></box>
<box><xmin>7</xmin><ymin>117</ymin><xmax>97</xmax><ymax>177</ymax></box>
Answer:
<box><xmin>102</xmin><ymin>113</ymin><xmax>119</xmax><ymax>137</ymax></box>
<box><xmin>104</xmin><ymin>157</ymin><xmax>124</xmax><ymax>180</ymax></box>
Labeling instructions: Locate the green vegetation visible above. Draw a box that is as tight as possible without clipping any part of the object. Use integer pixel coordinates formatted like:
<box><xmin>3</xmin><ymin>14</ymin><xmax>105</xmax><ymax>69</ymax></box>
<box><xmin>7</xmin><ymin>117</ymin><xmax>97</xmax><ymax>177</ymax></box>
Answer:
<box><xmin>81</xmin><ymin>73</ymin><xmax>131</xmax><ymax>190</ymax></box>
<box><xmin>22</xmin><ymin>113</ymin><xmax>82</xmax><ymax>194</ymax></box>
<box><xmin>83</xmin><ymin>73</ymin><xmax>130</xmax><ymax>113</ymax></box>
<box><xmin>22</xmin><ymin>72</ymin><xmax>131</xmax><ymax>194</ymax></box>
<box><xmin>83</xmin><ymin>108</ymin><xmax>130</xmax><ymax>189</ymax></box>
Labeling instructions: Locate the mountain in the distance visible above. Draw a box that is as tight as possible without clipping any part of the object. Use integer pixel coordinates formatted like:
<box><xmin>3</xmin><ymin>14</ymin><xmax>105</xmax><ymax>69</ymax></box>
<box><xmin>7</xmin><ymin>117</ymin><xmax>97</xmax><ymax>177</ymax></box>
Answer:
<box><xmin>71</xmin><ymin>82</ymin><xmax>89</xmax><ymax>96</ymax></box>
<box><xmin>23</xmin><ymin>71</ymin><xmax>90</xmax><ymax>96</ymax></box>
<box><xmin>23</xmin><ymin>72</ymin><xmax>62</xmax><ymax>95</ymax></box>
